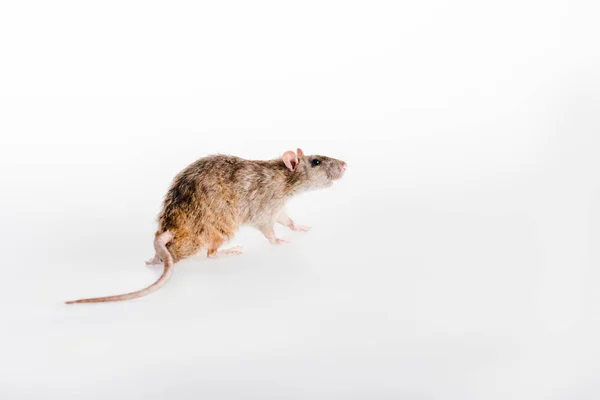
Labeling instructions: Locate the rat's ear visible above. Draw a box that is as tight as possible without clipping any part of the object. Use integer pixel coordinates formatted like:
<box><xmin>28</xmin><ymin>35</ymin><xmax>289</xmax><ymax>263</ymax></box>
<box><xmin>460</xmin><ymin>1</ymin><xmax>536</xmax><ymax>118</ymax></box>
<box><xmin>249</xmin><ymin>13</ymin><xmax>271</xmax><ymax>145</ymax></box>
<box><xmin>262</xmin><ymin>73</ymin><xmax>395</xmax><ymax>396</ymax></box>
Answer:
<box><xmin>297</xmin><ymin>148</ymin><xmax>305</xmax><ymax>158</ymax></box>
<box><xmin>282</xmin><ymin>150</ymin><xmax>299</xmax><ymax>172</ymax></box>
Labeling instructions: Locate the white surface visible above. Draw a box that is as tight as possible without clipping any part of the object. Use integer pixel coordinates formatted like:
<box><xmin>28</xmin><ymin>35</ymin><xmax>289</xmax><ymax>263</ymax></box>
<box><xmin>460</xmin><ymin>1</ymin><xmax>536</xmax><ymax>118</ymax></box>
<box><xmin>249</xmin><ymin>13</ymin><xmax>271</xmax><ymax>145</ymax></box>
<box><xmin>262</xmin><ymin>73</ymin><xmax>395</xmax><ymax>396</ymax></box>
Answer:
<box><xmin>1</xmin><ymin>1</ymin><xmax>600</xmax><ymax>399</ymax></box>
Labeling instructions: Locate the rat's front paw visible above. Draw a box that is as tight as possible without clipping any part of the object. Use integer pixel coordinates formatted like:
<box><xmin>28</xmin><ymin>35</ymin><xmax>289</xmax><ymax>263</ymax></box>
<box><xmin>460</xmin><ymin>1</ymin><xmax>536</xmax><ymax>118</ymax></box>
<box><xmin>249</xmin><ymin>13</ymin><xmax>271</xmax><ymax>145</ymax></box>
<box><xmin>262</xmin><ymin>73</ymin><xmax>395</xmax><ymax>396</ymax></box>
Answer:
<box><xmin>291</xmin><ymin>224</ymin><xmax>311</xmax><ymax>232</ymax></box>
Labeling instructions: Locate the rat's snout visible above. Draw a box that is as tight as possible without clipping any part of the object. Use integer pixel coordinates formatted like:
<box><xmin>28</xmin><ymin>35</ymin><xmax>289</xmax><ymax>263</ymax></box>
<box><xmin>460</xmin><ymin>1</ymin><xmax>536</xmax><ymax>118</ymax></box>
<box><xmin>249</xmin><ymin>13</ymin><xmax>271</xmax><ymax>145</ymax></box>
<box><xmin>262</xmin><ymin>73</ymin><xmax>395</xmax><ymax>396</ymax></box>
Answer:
<box><xmin>337</xmin><ymin>161</ymin><xmax>347</xmax><ymax>178</ymax></box>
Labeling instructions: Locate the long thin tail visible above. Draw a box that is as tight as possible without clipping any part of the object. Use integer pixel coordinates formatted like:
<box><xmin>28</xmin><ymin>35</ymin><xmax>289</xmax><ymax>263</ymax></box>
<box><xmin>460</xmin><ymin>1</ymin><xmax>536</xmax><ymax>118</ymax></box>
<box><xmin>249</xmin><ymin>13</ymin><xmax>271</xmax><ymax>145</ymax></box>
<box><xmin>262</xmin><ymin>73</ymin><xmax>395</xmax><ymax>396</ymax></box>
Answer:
<box><xmin>65</xmin><ymin>232</ymin><xmax>175</xmax><ymax>304</ymax></box>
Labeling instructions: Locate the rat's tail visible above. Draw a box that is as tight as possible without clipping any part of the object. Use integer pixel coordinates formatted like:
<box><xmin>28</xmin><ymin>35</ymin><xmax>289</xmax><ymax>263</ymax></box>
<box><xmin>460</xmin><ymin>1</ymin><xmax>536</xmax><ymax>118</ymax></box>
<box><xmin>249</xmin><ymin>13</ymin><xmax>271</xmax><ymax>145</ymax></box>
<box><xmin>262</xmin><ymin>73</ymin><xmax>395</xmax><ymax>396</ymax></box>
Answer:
<box><xmin>65</xmin><ymin>231</ymin><xmax>175</xmax><ymax>304</ymax></box>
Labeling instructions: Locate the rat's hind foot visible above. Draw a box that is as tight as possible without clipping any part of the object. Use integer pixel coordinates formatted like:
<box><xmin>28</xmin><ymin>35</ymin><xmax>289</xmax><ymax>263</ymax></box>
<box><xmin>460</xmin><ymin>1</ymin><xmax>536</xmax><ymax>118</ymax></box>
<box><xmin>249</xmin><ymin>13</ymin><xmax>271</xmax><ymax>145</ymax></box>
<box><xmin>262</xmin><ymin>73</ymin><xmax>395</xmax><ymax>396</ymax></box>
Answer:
<box><xmin>207</xmin><ymin>246</ymin><xmax>243</xmax><ymax>259</ymax></box>
<box><xmin>145</xmin><ymin>253</ymin><xmax>162</xmax><ymax>266</ymax></box>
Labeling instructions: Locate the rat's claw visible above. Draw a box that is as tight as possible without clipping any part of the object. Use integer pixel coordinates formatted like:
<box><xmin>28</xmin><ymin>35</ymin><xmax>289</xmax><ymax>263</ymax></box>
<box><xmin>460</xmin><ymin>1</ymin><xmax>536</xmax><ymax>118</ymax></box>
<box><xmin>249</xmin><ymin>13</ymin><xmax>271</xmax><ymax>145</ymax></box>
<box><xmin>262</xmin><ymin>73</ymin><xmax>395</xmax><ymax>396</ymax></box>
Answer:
<box><xmin>274</xmin><ymin>238</ymin><xmax>291</xmax><ymax>244</ymax></box>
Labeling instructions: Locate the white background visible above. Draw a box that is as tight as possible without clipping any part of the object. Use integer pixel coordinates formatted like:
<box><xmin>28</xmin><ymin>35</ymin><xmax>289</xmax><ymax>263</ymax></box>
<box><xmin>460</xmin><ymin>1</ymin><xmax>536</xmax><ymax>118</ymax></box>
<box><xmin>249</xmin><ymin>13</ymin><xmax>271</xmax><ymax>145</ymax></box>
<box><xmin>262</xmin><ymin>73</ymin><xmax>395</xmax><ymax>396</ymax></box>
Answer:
<box><xmin>1</xmin><ymin>1</ymin><xmax>600</xmax><ymax>399</ymax></box>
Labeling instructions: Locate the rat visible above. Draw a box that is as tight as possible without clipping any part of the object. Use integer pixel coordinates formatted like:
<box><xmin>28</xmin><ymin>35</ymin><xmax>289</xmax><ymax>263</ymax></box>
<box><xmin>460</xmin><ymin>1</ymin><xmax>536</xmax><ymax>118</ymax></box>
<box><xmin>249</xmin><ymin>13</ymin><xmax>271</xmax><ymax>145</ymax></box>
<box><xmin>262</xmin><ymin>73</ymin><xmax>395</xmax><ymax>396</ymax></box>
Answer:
<box><xmin>65</xmin><ymin>148</ymin><xmax>347</xmax><ymax>304</ymax></box>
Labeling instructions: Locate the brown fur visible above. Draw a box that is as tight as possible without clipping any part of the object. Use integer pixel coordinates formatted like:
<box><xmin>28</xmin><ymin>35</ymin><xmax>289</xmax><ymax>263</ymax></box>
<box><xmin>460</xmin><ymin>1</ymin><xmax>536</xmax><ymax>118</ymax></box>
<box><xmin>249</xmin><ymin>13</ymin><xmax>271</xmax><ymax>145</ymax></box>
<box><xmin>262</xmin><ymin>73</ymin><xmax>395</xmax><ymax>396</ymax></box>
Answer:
<box><xmin>65</xmin><ymin>150</ymin><xmax>346</xmax><ymax>304</ymax></box>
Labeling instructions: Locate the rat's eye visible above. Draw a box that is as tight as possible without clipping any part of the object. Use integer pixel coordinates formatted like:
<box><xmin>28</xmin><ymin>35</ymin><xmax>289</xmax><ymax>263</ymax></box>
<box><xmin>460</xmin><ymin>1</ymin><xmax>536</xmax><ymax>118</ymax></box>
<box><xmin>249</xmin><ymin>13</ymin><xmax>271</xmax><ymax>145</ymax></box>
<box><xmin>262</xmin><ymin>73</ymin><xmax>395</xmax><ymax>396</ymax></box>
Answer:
<box><xmin>311</xmin><ymin>159</ymin><xmax>321</xmax><ymax>167</ymax></box>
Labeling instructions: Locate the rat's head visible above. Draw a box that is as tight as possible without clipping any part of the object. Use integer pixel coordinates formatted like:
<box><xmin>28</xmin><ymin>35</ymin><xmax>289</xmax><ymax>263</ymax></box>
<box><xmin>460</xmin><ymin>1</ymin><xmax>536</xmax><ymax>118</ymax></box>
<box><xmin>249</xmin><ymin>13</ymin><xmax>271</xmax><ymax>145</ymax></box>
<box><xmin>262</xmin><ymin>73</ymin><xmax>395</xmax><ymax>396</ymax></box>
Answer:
<box><xmin>282</xmin><ymin>148</ymin><xmax>347</xmax><ymax>191</ymax></box>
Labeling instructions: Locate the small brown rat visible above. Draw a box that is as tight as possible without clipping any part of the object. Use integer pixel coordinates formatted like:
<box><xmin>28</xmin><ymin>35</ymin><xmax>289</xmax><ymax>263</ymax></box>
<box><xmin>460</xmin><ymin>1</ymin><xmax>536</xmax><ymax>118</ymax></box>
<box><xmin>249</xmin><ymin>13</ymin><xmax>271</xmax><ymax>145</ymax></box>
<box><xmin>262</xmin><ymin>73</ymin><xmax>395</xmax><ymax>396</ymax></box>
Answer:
<box><xmin>66</xmin><ymin>148</ymin><xmax>347</xmax><ymax>304</ymax></box>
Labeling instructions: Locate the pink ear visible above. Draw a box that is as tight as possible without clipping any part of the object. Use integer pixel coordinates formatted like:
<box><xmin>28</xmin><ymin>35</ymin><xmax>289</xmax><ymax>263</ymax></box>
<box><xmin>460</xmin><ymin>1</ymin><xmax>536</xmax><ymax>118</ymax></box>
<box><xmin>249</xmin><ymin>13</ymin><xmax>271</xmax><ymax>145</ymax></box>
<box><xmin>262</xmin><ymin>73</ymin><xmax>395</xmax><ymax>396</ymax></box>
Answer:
<box><xmin>297</xmin><ymin>148</ymin><xmax>305</xmax><ymax>157</ymax></box>
<box><xmin>282</xmin><ymin>150</ymin><xmax>298</xmax><ymax>171</ymax></box>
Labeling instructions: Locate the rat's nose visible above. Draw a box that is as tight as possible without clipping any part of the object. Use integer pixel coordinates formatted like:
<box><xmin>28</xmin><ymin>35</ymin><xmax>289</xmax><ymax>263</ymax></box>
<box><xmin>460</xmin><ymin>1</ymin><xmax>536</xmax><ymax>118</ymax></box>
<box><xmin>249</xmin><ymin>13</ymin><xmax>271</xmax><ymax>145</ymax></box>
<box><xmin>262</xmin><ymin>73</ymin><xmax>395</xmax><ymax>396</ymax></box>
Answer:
<box><xmin>341</xmin><ymin>162</ymin><xmax>347</xmax><ymax>171</ymax></box>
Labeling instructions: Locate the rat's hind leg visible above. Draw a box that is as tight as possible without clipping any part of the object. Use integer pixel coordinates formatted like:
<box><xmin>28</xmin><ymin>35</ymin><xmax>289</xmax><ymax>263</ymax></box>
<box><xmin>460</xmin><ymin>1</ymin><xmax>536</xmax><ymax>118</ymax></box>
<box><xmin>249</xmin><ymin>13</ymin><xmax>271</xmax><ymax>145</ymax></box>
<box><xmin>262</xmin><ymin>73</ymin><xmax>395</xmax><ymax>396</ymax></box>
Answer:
<box><xmin>259</xmin><ymin>225</ymin><xmax>290</xmax><ymax>244</ymax></box>
<box><xmin>206</xmin><ymin>236</ymin><xmax>243</xmax><ymax>258</ymax></box>
<box><xmin>276</xmin><ymin>211</ymin><xmax>311</xmax><ymax>232</ymax></box>
<box><xmin>201</xmin><ymin>213</ymin><xmax>242</xmax><ymax>258</ymax></box>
